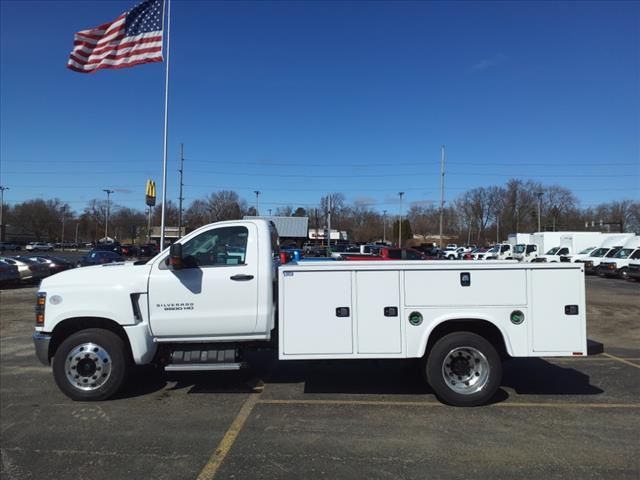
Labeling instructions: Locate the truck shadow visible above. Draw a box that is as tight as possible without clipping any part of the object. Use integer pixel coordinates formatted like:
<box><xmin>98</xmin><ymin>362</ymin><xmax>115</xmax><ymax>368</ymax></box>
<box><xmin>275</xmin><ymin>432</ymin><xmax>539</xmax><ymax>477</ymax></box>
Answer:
<box><xmin>120</xmin><ymin>353</ymin><xmax>604</xmax><ymax>401</ymax></box>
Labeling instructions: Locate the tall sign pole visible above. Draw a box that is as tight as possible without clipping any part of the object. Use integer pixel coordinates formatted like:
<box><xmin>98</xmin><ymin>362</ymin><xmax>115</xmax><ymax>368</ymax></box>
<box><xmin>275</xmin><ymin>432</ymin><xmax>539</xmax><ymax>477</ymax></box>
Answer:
<box><xmin>145</xmin><ymin>180</ymin><xmax>157</xmax><ymax>244</ymax></box>
<box><xmin>439</xmin><ymin>145</ymin><xmax>446</xmax><ymax>248</ymax></box>
<box><xmin>159</xmin><ymin>0</ymin><xmax>172</xmax><ymax>249</ymax></box>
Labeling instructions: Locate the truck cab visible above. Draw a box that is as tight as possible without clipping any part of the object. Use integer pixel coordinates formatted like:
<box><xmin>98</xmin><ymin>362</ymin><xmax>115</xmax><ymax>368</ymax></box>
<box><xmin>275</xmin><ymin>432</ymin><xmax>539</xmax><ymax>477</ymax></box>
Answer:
<box><xmin>513</xmin><ymin>243</ymin><xmax>538</xmax><ymax>262</ymax></box>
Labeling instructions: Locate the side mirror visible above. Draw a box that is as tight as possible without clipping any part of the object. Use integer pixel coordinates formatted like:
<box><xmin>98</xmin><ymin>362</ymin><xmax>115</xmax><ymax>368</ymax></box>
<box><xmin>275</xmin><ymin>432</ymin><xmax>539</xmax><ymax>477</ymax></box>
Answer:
<box><xmin>169</xmin><ymin>243</ymin><xmax>183</xmax><ymax>270</ymax></box>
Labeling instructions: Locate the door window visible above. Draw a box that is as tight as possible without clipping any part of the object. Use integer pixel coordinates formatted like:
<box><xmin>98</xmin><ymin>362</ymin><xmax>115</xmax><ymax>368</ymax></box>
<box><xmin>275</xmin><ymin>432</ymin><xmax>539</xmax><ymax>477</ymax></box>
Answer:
<box><xmin>181</xmin><ymin>226</ymin><xmax>248</xmax><ymax>267</ymax></box>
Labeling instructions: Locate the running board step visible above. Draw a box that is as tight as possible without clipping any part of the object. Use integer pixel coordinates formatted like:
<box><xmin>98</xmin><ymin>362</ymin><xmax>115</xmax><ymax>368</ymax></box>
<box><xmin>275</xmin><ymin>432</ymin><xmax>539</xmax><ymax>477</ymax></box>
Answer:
<box><xmin>169</xmin><ymin>346</ymin><xmax>239</xmax><ymax>364</ymax></box>
<box><xmin>165</xmin><ymin>362</ymin><xmax>246</xmax><ymax>372</ymax></box>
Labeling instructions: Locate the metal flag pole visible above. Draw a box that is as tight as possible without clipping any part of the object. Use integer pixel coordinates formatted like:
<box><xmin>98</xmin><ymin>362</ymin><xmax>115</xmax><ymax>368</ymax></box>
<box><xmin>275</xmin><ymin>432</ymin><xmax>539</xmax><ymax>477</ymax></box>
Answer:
<box><xmin>160</xmin><ymin>0</ymin><xmax>172</xmax><ymax>250</ymax></box>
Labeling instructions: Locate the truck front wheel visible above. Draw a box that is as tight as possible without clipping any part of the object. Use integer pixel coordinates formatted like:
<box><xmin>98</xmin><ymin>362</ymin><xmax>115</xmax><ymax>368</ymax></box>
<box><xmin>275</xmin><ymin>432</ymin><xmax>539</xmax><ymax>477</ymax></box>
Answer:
<box><xmin>425</xmin><ymin>332</ymin><xmax>502</xmax><ymax>406</ymax></box>
<box><xmin>52</xmin><ymin>328</ymin><xmax>129</xmax><ymax>401</ymax></box>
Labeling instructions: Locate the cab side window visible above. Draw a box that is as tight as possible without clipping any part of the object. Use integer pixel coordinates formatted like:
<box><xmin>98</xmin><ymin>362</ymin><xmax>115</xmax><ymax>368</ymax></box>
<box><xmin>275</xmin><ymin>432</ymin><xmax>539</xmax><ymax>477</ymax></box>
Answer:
<box><xmin>181</xmin><ymin>226</ymin><xmax>248</xmax><ymax>267</ymax></box>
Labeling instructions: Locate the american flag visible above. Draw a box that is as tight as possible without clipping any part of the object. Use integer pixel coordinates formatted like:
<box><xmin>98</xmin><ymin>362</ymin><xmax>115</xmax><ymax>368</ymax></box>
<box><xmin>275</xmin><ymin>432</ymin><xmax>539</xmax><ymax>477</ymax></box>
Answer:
<box><xmin>67</xmin><ymin>0</ymin><xmax>164</xmax><ymax>74</ymax></box>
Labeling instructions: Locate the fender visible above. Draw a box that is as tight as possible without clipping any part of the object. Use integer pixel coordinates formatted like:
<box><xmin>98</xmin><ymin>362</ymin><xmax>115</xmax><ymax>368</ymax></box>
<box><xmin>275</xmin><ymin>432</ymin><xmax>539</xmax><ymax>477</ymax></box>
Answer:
<box><xmin>418</xmin><ymin>312</ymin><xmax>514</xmax><ymax>358</ymax></box>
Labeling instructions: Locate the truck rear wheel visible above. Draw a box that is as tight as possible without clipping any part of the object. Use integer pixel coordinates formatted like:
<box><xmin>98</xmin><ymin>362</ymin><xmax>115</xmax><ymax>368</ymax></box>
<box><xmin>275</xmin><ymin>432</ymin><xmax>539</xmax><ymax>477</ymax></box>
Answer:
<box><xmin>425</xmin><ymin>332</ymin><xmax>502</xmax><ymax>407</ymax></box>
<box><xmin>52</xmin><ymin>328</ymin><xmax>129</xmax><ymax>401</ymax></box>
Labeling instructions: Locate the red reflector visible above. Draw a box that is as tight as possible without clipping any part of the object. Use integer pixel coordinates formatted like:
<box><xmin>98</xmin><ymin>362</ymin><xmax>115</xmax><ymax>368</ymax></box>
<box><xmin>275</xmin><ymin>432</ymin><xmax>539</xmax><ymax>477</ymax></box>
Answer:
<box><xmin>572</xmin><ymin>352</ymin><xmax>583</xmax><ymax>356</ymax></box>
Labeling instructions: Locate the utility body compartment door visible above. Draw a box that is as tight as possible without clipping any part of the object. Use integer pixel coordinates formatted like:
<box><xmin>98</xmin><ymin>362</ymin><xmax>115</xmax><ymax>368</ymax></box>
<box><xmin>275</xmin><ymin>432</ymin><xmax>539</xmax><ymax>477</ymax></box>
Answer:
<box><xmin>531</xmin><ymin>268</ymin><xmax>586</xmax><ymax>353</ymax></box>
<box><xmin>356</xmin><ymin>271</ymin><xmax>401</xmax><ymax>354</ymax></box>
<box><xmin>281</xmin><ymin>270</ymin><xmax>353</xmax><ymax>355</ymax></box>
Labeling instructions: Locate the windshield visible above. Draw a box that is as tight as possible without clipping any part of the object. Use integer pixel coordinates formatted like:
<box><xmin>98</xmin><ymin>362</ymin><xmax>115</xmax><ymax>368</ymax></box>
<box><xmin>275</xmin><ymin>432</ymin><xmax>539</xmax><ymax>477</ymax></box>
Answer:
<box><xmin>514</xmin><ymin>244</ymin><xmax>525</xmax><ymax>254</ymax></box>
<box><xmin>578</xmin><ymin>247</ymin><xmax>596</xmax><ymax>254</ymax></box>
<box><xmin>613</xmin><ymin>248</ymin><xmax>633</xmax><ymax>259</ymax></box>
<box><xmin>545</xmin><ymin>247</ymin><xmax>560</xmax><ymax>255</ymax></box>
<box><xmin>487</xmin><ymin>246</ymin><xmax>499</xmax><ymax>253</ymax></box>
<box><xmin>590</xmin><ymin>248</ymin><xmax>608</xmax><ymax>257</ymax></box>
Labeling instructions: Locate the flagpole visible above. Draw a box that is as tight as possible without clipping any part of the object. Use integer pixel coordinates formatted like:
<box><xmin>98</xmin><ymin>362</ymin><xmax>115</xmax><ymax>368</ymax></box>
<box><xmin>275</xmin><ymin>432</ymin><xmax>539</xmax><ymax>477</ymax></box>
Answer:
<box><xmin>160</xmin><ymin>0</ymin><xmax>171</xmax><ymax>250</ymax></box>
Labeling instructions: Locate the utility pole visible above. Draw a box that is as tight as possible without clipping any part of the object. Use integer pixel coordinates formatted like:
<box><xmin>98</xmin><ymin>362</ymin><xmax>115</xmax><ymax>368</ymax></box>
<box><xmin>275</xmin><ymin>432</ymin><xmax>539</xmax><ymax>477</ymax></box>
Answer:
<box><xmin>383</xmin><ymin>210</ymin><xmax>387</xmax><ymax>244</ymax></box>
<box><xmin>178</xmin><ymin>143</ymin><xmax>184</xmax><ymax>238</ymax></box>
<box><xmin>439</xmin><ymin>145</ymin><xmax>446</xmax><ymax>248</ymax></box>
<box><xmin>75</xmin><ymin>222</ymin><xmax>80</xmax><ymax>248</ymax></box>
<box><xmin>268</xmin><ymin>208</ymin><xmax>272</xmax><ymax>216</ymax></box>
<box><xmin>254</xmin><ymin>191</ymin><xmax>261</xmax><ymax>216</ymax></box>
<box><xmin>0</xmin><ymin>185</ymin><xmax>8</xmax><ymax>242</ymax></box>
<box><xmin>103</xmin><ymin>189</ymin><xmax>114</xmax><ymax>240</ymax></box>
<box><xmin>536</xmin><ymin>191</ymin><xmax>543</xmax><ymax>232</ymax></box>
<box><xmin>61</xmin><ymin>206</ymin><xmax>66</xmax><ymax>251</ymax></box>
<box><xmin>326</xmin><ymin>196</ymin><xmax>332</xmax><ymax>256</ymax></box>
<box><xmin>398</xmin><ymin>192</ymin><xmax>404</xmax><ymax>247</ymax></box>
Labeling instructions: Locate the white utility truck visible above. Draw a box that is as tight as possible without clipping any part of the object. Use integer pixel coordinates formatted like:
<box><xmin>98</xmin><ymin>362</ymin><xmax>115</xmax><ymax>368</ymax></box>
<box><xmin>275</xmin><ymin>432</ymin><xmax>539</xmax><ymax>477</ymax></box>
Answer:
<box><xmin>33</xmin><ymin>219</ymin><xmax>588</xmax><ymax>407</ymax></box>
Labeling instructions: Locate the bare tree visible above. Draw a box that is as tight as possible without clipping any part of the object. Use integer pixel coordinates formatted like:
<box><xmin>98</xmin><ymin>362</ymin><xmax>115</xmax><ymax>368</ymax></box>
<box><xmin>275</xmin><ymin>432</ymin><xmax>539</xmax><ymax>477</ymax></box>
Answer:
<box><xmin>274</xmin><ymin>206</ymin><xmax>293</xmax><ymax>217</ymax></box>
<box><xmin>206</xmin><ymin>190</ymin><xmax>247</xmax><ymax>222</ymax></box>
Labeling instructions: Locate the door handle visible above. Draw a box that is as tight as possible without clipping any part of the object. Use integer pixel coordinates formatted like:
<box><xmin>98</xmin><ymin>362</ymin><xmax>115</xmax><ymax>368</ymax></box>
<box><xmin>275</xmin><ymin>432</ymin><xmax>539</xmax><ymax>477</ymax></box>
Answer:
<box><xmin>230</xmin><ymin>274</ymin><xmax>254</xmax><ymax>281</ymax></box>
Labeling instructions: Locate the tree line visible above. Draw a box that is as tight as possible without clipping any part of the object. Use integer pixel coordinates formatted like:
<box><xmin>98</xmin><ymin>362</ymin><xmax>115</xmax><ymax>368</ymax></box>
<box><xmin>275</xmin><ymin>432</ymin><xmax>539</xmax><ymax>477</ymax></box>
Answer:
<box><xmin>2</xmin><ymin>179</ymin><xmax>638</xmax><ymax>245</ymax></box>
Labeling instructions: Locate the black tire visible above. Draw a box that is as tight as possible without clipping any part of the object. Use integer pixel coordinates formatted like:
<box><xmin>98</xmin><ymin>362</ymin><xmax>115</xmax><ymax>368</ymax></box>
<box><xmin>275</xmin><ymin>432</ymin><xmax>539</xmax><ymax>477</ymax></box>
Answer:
<box><xmin>619</xmin><ymin>268</ymin><xmax>628</xmax><ymax>280</ymax></box>
<box><xmin>425</xmin><ymin>331</ymin><xmax>502</xmax><ymax>407</ymax></box>
<box><xmin>52</xmin><ymin>328</ymin><xmax>129</xmax><ymax>401</ymax></box>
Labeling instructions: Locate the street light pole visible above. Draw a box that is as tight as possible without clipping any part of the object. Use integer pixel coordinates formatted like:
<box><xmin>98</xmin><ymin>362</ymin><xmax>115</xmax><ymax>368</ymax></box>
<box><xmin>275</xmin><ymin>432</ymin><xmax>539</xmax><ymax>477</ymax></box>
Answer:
<box><xmin>0</xmin><ymin>186</ymin><xmax>8</xmax><ymax>242</ymax></box>
<box><xmin>103</xmin><ymin>189</ymin><xmax>114</xmax><ymax>240</ymax></box>
<box><xmin>254</xmin><ymin>190</ymin><xmax>260</xmax><ymax>216</ymax></box>
<box><xmin>383</xmin><ymin>210</ymin><xmax>387</xmax><ymax>244</ymax></box>
<box><xmin>398</xmin><ymin>192</ymin><xmax>404</xmax><ymax>247</ymax></box>
<box><xmin>61</xmin><ymin>206</ymin><xmax>66</xmax><ymax>251</ymax></box>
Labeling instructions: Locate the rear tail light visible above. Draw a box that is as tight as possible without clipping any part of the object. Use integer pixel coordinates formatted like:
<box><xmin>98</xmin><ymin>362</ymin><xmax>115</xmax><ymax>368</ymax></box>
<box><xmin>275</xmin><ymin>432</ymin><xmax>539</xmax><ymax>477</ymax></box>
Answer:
<box><xmin>35</xmin><ymin>292</ymin><xmax>46</xmax><ymax>325</ymax></box>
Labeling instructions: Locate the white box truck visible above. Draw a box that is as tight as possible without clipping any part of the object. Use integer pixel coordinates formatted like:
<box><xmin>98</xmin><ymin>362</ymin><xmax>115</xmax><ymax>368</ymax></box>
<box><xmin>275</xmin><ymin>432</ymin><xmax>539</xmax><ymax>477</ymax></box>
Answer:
<box><xmin>33</xmin><ymin>219</ymin><xmax>588</xmax><ymax>407</ymax></box>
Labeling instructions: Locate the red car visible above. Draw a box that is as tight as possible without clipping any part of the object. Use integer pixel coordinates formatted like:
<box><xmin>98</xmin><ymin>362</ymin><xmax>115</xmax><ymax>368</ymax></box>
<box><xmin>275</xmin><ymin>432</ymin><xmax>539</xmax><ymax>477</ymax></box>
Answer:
<box><xmin>343</xmin><ymin>247</ymin><xmax>425</xmax><ymax>261</ymax></box>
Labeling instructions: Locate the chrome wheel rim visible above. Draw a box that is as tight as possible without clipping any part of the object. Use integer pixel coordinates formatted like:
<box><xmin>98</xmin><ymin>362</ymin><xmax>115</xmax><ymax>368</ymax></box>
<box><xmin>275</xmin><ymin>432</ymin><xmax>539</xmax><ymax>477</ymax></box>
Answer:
<box><xmin>64</xmin><ymin>342</ymin><xmax>112</xmax><ymax>391</ymax></box>
<box><xmin>441</xmin><ymin>347</ymin><xmax>490</xmax><ymax>395</ymax></box>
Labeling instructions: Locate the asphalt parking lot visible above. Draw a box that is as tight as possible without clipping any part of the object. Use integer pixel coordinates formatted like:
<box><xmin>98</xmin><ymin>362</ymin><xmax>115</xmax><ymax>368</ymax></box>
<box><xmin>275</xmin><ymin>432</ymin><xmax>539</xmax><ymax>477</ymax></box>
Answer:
<box><xmin>1</xmin><ymin>276</ymin><xmax>638</xmax><ymax>480</ymax></box>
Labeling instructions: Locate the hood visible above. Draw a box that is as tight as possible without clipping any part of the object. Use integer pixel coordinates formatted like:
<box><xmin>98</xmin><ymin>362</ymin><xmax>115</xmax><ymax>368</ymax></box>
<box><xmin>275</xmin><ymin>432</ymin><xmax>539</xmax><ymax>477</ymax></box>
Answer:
<box><xmin>41</xmin><ymin>261</ymin><xmax>152</xmax><ymax>292</ymax></box>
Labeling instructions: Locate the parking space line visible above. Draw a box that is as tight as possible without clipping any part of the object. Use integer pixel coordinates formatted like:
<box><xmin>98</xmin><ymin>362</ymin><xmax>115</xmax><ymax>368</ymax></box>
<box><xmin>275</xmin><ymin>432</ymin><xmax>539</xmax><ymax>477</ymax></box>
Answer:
<box><xmin>196</xmin><ymin>393</ymin><xmax>261</xmax><ymax>480</ymax></box>
<box><xmin>602</xmin><ymin>353</ymin><xmax>640</xmax><ymax>369</ymax></box>
<box><xmin>258</xmin><ymin>399</ymin><xmax>640</xmax><ymax>409</ymax></box>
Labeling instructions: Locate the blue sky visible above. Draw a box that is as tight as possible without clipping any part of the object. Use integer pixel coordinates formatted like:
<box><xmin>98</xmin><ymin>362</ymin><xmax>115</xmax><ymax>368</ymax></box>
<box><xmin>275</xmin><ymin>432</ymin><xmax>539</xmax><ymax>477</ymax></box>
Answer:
<box><xmin>1</xmin><ymin>0</ymin><xmax>638</xmax><ymax>214</ymax></box>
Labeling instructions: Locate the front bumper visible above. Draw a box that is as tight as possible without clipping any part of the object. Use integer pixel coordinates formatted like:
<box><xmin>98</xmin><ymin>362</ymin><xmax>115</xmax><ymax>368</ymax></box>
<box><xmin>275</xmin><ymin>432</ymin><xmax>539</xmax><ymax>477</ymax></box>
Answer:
<box><xmin>33</xmin><ymin>332</ymin><xmax>51</xmax><ymax>365</ymax></box>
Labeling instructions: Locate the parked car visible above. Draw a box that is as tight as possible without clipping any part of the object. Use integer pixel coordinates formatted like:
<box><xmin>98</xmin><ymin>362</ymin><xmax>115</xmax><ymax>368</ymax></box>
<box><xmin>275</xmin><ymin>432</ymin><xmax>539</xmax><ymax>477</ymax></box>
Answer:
<box><xmin>0</xmin><ymin>260</ymin><xmax>20</xmax><ymax>288</ymax></box>
<box><xmin>0</xmin><ymin>256</ymin><xmax>49</xmax><ymax>283</ymax></box>
<box><xmin>0</xmin><ymin>242</ymin><xmax>22</xmax><ymax>251</ymax></box>
<box><xmin>463</xmin><ymin>247</ymin><xmax>488</xmax><ymax>260</ymax></box>
<box><xmin>77</xmin><ymin>250</ymin><xmax>125</xmax><ymax>267</ymax></box>
<box><xmin>17</xmin><ymin>255</ymin><xmax>76</xmax><ymax>275</ymax></box>
<box><xmin>92</xmin><ymin>242</ymin><xmax>123</xmax><ymax>255</ymax></box>
<box><xmin>138</xmin><ymin>244</ymin><xmax>159</xmax><ymax>258</ymax></box>
<box><xmin>121</xmin><ymin>244</ymin><xmax>138</xmax><ymax>257</ymax></box>
<box><xmin>25</xmin><ymin>242</ymin><xmax>54</xmax><ymax>252</ymax></box>
<box><xmin>342</xmin><ymin>247</ymin><xmax>425</xmax><ymax>261</ymax></box>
